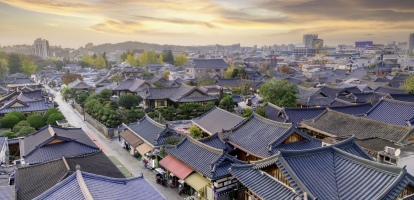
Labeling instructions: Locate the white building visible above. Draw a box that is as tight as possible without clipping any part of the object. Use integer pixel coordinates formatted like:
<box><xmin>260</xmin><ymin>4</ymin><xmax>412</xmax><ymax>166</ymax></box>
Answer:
<box><xmin>32</xmin><ymin>38</ymin><xmax>51</xmax><ymax>58</ymax></box>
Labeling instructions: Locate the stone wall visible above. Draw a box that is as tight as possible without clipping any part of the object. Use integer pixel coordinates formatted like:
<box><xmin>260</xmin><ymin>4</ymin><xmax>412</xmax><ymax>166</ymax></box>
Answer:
<box><xmin>73</xmin><ymin>102</ymin><xmax>84</xmax><ymax>115</ymax></box>
<box><xmin>85</xmin><ymin>113</ymin><xmax>115</xmax><ymax>138</ymax></box>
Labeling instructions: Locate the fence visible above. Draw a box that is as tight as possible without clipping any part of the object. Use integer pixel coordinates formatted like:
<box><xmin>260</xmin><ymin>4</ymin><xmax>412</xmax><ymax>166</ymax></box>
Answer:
<box><xmin>84</xmin><ymin>113</ymin><xmax>116</xmax><ymax>138</ymax></box>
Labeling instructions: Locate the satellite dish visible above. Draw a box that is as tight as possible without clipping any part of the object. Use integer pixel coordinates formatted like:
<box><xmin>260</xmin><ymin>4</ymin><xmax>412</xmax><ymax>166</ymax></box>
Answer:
<box><xmin>395</xmin><ymin>149</ymin><xmax>401</xmax><ymax>157</ymax></box>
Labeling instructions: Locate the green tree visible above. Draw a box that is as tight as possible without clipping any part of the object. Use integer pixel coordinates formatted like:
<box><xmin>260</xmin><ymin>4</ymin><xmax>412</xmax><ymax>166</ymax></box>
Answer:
<box><xmin>157</xmin><ymin>54</ymin><xmax>164</xmax><ymax>64</ymax></box>
<box><xmin>369</xmin><ymin>63</ymin><xmax>376</xmax><ymax>68</ymax></box>
<box><xmin>12</xmin><ymin>120</ymin><xmax>30</xmax><ymax>134</ymax></box>
<box><xmin>120</xmin><ymin>50</ymin><xmax>134</xmax><ymax>62</ymax></box>
<box><xmin>27</xmin><ymin>114</ymin><xmax>46</xmax><ymax>129</ymax></box>
<box><xmin>138</xmin><ymin>50</ymin><xmax>148</xmax><ymax>66</ymax></box>
<box><xmin>47</xmin><ymin>113</ymin><xmax>65</xmax><ymax>125</ymax></box>
<box><xmin>219</xmin><ymin>96</ymin><xmax>234</xmax><ymax>111</ymax></box>
<box><xmin>76</xmin><ymin>92</ymin><xmax>89</xmax><ymax>106</ymax></box>
<box><xmin>43</xmin><ymin>108</ymin><xmax>60</xmax><ymax>122</ymax></box>
<box><xmin>241</xmin><ymin>108</ymin><xmax>253</xmax><ymax>117</ymax></box>
<box><xmin>174</xmin><ymin>54</ymin><xmax>189</xmax><ymax>66</ymax></box>
<box><xmin>111</xmin><ymin>75</ymin><xmax>124</xmax><ymax>83</ymax></box>
<box><xmin>126</xmin><ymin>54</ymin><xmax>137</xmax><ymax>67</ymax></box>
<box><xmin>55</xmin><ymin>60</ymin><xmax>64</xmax><ymax>71</ymax></box>
<box><xmin>95</xmin><ymin>55</ymin><xmax>106</xmax><ymax>69</ymax></box>
<box><xmin>17</xmin><ymin>126</ymin><xmax>36</xmax><ymax>136</ymax></box>
<box><xmin>259</xmin><ymin>79</ymin><xmax>298</xmax><ymax>107</ymax></box>
<box><xmin>61</xmin><ymin>73</ymin><xmax>83</xmax><ymax>85</ymax></box>
<box><xmin>238</xmin><ymin>67</ymin><xmax>248</xmax><ymax>79</ymax></box>
<box><xmin>0</xmin><ymin>59</ymin><xmax>8</xmax><ymax>78</ymax></box>
<box><xmin>163</xmin><ymin>50</ymin><xmax>174</xmax><ymax>64</ymax></box>
<box><xmin>189</xmin><ymin>125</ymin><xmax>202</xmax><ymax>139</ymax></box>
<box><xmin>224</xmin><ymin>64</ymin><xmax>238</xmax><ymax>78</ymax></box>
<box><xmin>22</xmin><ymin>60</ymin><xmax>38</xmax><ymax>76</ymax></box>
<box><xmin>162</xmin><ymin>71</ymin><xmax>170</xmax><ymax>79</ymax></box>
<box><xmin>118</xmin><ymin>94</ymin><xmax>141</xmax><ymax>109</ymax></box>
<box><xmin>142</xmin><ymin>71</ymin><xmax>154</xmax><ymax>78</ymax></box>
<box><xmin>1</xmin><ymin>115</ymin><xmax>20</xmax><ymax>128</ymax></box>
<box><xmin>99</xmin><ymin>88</ymin><xmax>112</xmax><ymax>100</ymax></box>
<box><xmin>7</xmin><ymin>110</ymin><xmax>25</xmax><ymax>121</ymax></box>
<box><xmin>147</xmin><ymin>51</ymin><xmax>157</xmax><ymax>63</ymax></box>
<box><xmin>403</xmin><ymin>75</ymin><xmax>414</xmax><ymax>93</ymax></box>
<box><xmin>1</xmin><ymin>132</ymin><xmax>16</xmax><ymax>139</ymax></box>
<box><xmin>8</xmin><ymin>53</ymin><xmax>23</xmax><ymax>74</ymax></box>
<box><xmin>82</xmin><ymin>55</ymin><xmax>95</xmax><ymax>67</ymax></box>
<box><xmin>256</xmin><ymin>106</ymin><xmax>266</xmax><ymax>117</ymax></box>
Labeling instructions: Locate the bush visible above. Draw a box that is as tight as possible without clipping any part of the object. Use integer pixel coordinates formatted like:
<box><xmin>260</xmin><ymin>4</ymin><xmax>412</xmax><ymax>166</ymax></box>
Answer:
<box><xmin>1</xmin><ymin>115</ymin><xmax>20</xmax><ymax>128</ymax></box>
<box><xmin>47</xmin><ymin>113</ymin><xmax>65</xmax><ymax>126</ymax></box>
<box><xmin>16</xmin><ymin>120</ymin><xmax>30</xmax><ymax>126</ymax></box>
<box><xmin>43</xmin><ymin>108</ymin><xmax>60</xmax><ymax>121</ymax></box>
<box><xmin>189</xmin><ymin>125</ymin><xmax>202</xmax><ymax>139</ymax></box>
<box><xmin>241</xmin><ymin>108</ymin><xmax>253</xmax><ymax>118</ymax></box>
<box><xmin>118</xmin><ymin>94</ymin><xmax>141</xmax><ymax>109</ymax></box>
<box><xmin>17</xmin><ymin>126</ymin><xmax>36</xmax><ymax>137</ymax></box>
<box><xmin>7</xmin><ymin>111</ymin><xmax>26</xmax><ymax>121</ymax></box>
<box><xmin>1</xmin><ymin>131</ymin><xmax>16</xmax><ymax>139</ymax></box>
<box><xmin>27</xmin><ymin>114</ymin><xmax>46</xmax><ymax>129</ymax></box>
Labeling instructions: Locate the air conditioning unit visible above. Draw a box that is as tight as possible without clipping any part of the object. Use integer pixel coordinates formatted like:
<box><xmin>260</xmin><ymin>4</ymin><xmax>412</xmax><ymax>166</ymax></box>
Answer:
<box><xmin>384</xmin><ymin>146</ymin><xmax>395</xmax><ymax>155</ymax></box>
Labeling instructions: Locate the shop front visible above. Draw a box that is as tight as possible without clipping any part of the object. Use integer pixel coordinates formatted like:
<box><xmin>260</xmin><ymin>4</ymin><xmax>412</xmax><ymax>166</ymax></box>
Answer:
<box><xmin>119</xmin><ymin>129</ymin><xmax>144</xmax><ymax>156</ymax></box>
<box><xmin>184</xmin><ymin>172</ymin><xmax>211</xmax><ymax>199</ymax></box>
<box><xmin>159</xmin><ymin>154</ymin><xmax>193</xmax><ymax>190</ymax></box>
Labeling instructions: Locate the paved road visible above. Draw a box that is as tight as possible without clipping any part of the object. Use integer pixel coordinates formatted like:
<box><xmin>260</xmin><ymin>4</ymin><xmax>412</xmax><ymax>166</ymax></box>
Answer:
<box><xmin>51</xmin><ymin>88</ymin><xmax>182</xmax><ymax>200</ymax></box>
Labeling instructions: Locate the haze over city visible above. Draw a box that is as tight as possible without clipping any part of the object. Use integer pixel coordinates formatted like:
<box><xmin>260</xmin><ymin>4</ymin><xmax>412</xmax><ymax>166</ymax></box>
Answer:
<box><xmin>1</xmin><ymin>0</ymin><xmax>413</xmax><ymax>47</ymax></box>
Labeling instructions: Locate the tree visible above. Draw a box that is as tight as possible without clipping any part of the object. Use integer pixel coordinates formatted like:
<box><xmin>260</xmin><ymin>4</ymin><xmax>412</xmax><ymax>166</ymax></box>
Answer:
<box><xmin>174</xmin><ymin>54</ymin><xmax>189</xmax><ymax>66</ymax></box>
<box><xmin>163</xmin><ymin>50</ymin><xmax>174</xmax><ymax>64</ymax></box>
<box><xmin>256</xmin><ymin>106</ymin><xmax>267</xmax><ymax>117</ymax></box>
<box><xmin>219</xmin><ymin>96</ymin><xmax>234</xmax><ymax>111</ymax></box>
<box><xmin>153</xmin><ymin>82</ymin><xmax>167</xmax><ymax>88</ymax></box>
<box><xmin>118</xmin><ymin>94</ymin><xmax>141</xmax><ymax>109</ymax></box>
<box><xmin>95</xmin><ymin>55</ymin><xmax>106</xmax><ymax>69</ymax></box>
<box><xmin>403</xmin><ymin>75</ymin><xmax>414</xmax><ymax>93</ymax></box>
<box><xmin>47</xmin><ymin>113</ymin><xmax>65</xmax><ymax>125</ymax></box>
<box><xmin>27</xmin><ymin>114</ymin><xmax>46</xmax><ymax>129</ymax></box>
<box><xmin>1</xmin><ymin>115</ymin><xmax>20</xmax><ymax>128</ymax></box>
<box><xmin>120</xmin><ymin>50</ymin><xmax>134</xmax><ymax>62</ymax></box>
<box><xmin>224</xmin><ymin>65</ymin><xmax>237</xmax><ymax>78</ymax></box>
<box><xmin>111</xmin><ymin>75</ymin><xmax>123</xmax><ymax>83</ymax></box>
<box><xmin>259</xmin><ymin>79</ymin><xmax>298</xmax><ymax>107</ymax></box>
<box><xmin>7</xmin><ymin>110</ymin><xmax>26</xmax><ymax>121</ymax></box>
<box><xmin>2</xmin><ymin>132</ymin><xmax>16</xmax><ymax>139</ymax></box>
<box><xmin>126</xmin><ymin>54</ymin><xmax>137</xmax><ymax>67</ymax></box>
<box><xmin>8</xmin><ymin>53</ymin><xmax>23</xmax><ymax>74</ymax></box>
<box><xmin>162</xmin><ymin>71</ymin><xmax>170</xmax><ymax>79</ymax></box>
<box><xmin>142</xmin><ymin>71</ymin><xmax>154</xmax><ymax>78</ymax></box>
<box><xmin>12</xmin><ymin>120</ymin><xmax>30</xmax><ymax>134</ymax></box>
<box><xmin>17</xmin><ymin>126</ymin><xmax>36</xmax><ymax>136</ymax></box>
<box><xmin>241</xmin><ymin>108</ymin><xmax>253</xmax><ymax>117</ymax></box>
<box><xmin>238</xmin><ymin>67</ymin><xmax>248</xmax><ymax>79</ymax></box>
<box><xmin>147</xmin><ymin>51</ymin><xmax>157</xmax><ymax>63</ymax></box>
<box><xmin>55</xmin><ymin>60</ymin><xmax>64</xmax><ymax>71</ymax></box>
<box><xmin>157</xmin><ymin>54</ymin><xmax>164</xmax><ymax>64</ymax></box>
<box><xmin>99</xmin><ymin>88</ymin><xmax>112</xmax><ymax>100</ymax></box>
<box><xmin>0</xmin><ymin>59</ymin><xmax>8</xmax><ymax>78</ymax></box>
<box><xmin>61</xmin><ymin>73</ymin><xmax>83</xmax><ymax>85</ymax></box>
<box><xmin>22</xmin><ymin>60</ymin><xmax>38</xmax><ymax>76</ymax></box>
<box><xmin>369</xmin><ymin>63</ymin><xmax>376</xmax><ymax>68</ymax></box>
<box><xmin>43</xmin><ymin>108</ymin><xmax>60</xmax><ymax>122</ymax></box>
<box><xmin>138</xmin><ymin>50</ymin><xmax>148</xmax><ymax>66</ymax></box>
<box><xmin>82</xmin><ymin>55</ymin><xmax>95</xmax><ymax>67</ymax></box>
<box><xmin>189</xmin><ymin>125</ymin><xmax>202</xmax><ymax>139</ymax></box>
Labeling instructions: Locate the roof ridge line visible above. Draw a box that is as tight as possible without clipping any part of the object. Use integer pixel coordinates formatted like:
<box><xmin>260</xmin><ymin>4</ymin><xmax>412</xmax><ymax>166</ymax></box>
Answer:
<box><xmin>186</xmin><ymin>134</ymin><xmax>223</xmax><ymax>155</ymax></box>
<box><xmin>266</xmin><ymin>102</ymin><xmax>283</xmax><ymax>111</ymax></box>
<box><xmin>253</xmin><ymin>112</ymin><xmax>293</xmax><ymax>128</ymax></box>
<box><xmin>76</xmin><ymin>169</ymin><xmax>94</xmax><ymax>200</ymax></box>
<box><xmin>144</xmin><ymin>114</ymin><xmax>166</xmax><ymax>129</ymax></box>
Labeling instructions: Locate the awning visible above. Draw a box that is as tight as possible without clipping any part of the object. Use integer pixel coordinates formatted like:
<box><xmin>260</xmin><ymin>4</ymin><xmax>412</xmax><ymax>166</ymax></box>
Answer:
<box><xmin>136</xmin><ymin>143</ymin><xmax>153</xmax><ymax>155</ymax></box>
<box><xmin>159</xmin><ymin>155</ymin><xmax>193</xmax><ymax>180</ymax></box>
<box><xmin>120</xmin><ymin>129</ymin><xmax>144</xmax><ymax>147</ymax></box>
<box><xmin>184</xmin><ymin>173</ymin><xmax>210</xmax><ymax>191</ymax></box>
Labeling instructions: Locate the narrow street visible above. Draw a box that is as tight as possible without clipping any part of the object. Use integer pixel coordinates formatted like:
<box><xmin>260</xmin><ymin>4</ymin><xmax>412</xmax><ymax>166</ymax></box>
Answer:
<box><xmin>51</xmin><ymin>88</ymin><xmax>182</xmax><ymax>200</ymax></box>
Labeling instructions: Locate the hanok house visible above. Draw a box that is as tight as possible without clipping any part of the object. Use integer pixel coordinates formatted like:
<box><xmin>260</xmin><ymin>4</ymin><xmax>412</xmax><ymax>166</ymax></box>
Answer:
<box><xmin>362</xmin><ymin>98</ymin><xmax>414</xmax><ymax>126</ymax></box>
<box><xmin>19</xmin><ymin>125</ymin><xmax>100</xmax><ymax>164</ymax></box>
<box><xmin>220</xmin><ymin>112</ymin><xmax>321</xmax><ymax>162</ymax></box>
<box><xmin>67</xmin><ymin>78</ymin><xmax>93</xmax><ymax>91</ymax></box>
<box><xmin>230</xmin><ymin>138</ymin><xmax>414</xmax><ymax>200</ymax></box>
<box><xmin>111</xmin><ymin>76</ymin><xmax>151</xmax><ymax>96</ymax></box>
<box><xmin>192</xmin><ymin>107</ymin><xmax>245</xmax><ymax>136</ymax></box>
<box><xmin>138</xmin><ymin>84</ymin><xmax>216</xmax><ymax>108</ymax></box>
<box><xmin>301</xmin><ymin>108</ymin><xmax>414</xmax><ymax>173</ymax></box>
<box><xmin>191</xmin><ymin>59</ymin><xmax>229</xmax><ymax>77</ymax></box>
<box><xmin>0</xmin><ymin>98</ymin><xmax>53</xmax><ymax>117</ymax></box>
<box><xmin>160</xmin><ymin>135</ymin><xmax>246</xmax><ymax>200</ymax></box>
<box><xmin>14</xmin><ymin>151</ymin><xmax>126</xmax><ymax>200</ymax></box>
<box><xmin>121</xmin><ymin>66</ymin><xmax>144</xmax><ymax>77</ymax></box>
<box><xmin>119</xmin><ymin>115</ymin><xmax>182</xmax><ymax>168</ymax></box>
<box><xmin>385</xmin><ymin>93</ymin><xmax>414</xmax><ymax>103</ymax></box>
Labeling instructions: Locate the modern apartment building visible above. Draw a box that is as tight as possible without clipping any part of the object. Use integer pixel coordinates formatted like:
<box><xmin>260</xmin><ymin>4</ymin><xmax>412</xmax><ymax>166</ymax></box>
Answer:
<box><xmin>408</xmin><ymin>33</ymin><xmax>414</xmax><ymax>52</ymax></box>
<box><xmin>303</xmin><ymin>34</ymin><xmax>318</xmax><ymax>48</ymax></box>
<box><xmin>31</xmin><ymin>38</ymin><xmax>50</xmax><ymax>58</ymax></box>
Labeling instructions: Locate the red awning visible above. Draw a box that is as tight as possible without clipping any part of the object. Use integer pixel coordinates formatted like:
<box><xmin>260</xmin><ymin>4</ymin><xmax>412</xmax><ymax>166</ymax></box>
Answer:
<box><xmin>159</xmin><ymin>154</ymin><xmax>193</xmax><ymax>180</ymax></box>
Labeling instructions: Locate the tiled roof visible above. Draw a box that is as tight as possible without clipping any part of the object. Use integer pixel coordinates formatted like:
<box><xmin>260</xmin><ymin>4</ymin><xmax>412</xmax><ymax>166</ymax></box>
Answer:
<box><xmin>112</xmin><ymin>77</ymin><xmax>149</xmax><ymax>92</ymax></box>
<box><xmin>15</xmin><ymin>151</ymin><xmax>124</xmax><ymax>200</ymax></box>
<box><xmin>123</xmin><ymin>66</ymin><xmax>144</xmax><ymax>73</ymax></box>
<box><xmin>265</xmin><ymin>102</ymin><xmax>285</xmax><ymax>122</ymax></box>
<box><xmin>0</xmin><ymin>185</ymin><xmax>14</xmax><ymax>200</ymax></box>
<box><xmin>138</xmin><ymin>84</ymin><xmax>216</xmax><ymax>103</ymax></box>
<box><xmin>284</xmin><ymin>77</ymin><xmax>302</xmax><ymax>85</ymax></box>
<box><xmin>192</xmin><ymin>107</ymin><xmax>244</xmax><ymax>135</ymax></box>
<box><xmin>375</xmin><ymin>86</ymin><xmax>406</xmax><ymax>94</ymax></box>
<box><xmin>301</xmin><ymin>109</ymin><xmax>414</xmax><ymax>145</ymax></box>
<box><xmin>374</xmin><ymin>78</ymin><xmax>403</xmax><ymax>88</ymax></box>
<box><xmin>319</xmin><ymin>86</ymin><xmax>346</xmax><ymax>98</ymax></box>
<box><xmin>276</xmin><ymin>139</ymin><xmax>414</xmax><ymax>200</ymax></box>
<box><xmin>222</xmin><ymin>113</ymin><xmax>321</xmax><ymax>158</ymax></box>
<box><xmin>344</xmin><ymin>92</ymin><xmax>386</xmax><ymax>103</ymax></box>
<box><xmin>34</xmin><ymin>170</ymin><xmax>165</xmax><ymax>200</ymax></box>
<box><xmin>166</xmin><ymin>135</ymin><xmax>245</xmax><ymax>179</ymax></box>
<box><xmin>364</xmin><ymin>98</ymin><xmax>414</xmax><ymax>126</ymax></box>
<box><xmin>329</xmin><ymin>103</ymin><xmax>373</xmax><ymax>115</ymax></box>
<box><xmin>193</xmin><ymin>59</ymin><xmax>229</xmax><ymax>69</ymax></box>
<box><xmin>127</xmin><ymin>115</ymin><xmax>166</xmax><ymax>147</ymax></box>
<box><xmin>0</xmin><ymin>99</ymin><xmax>52</xmax><ymax>114</ymax></box>
<box><xmin>229</xmin><ymin>164</ymin><xmax>300</xmax><ymax>200</ymax></box>
<box><xmin>198</xmin><ymin>132</ymin><xmax>230</xmax><ymax>150</ymax></box>
<box><xmin>216</xmin><ymin>78</ymin><xmax>250</xmax><ymax>87</ymax></box>
<box><xmin>22</xmin><ymin>90</ymin><xmax>43</xmax><ymax>100</ymax></box>
<box><xmin>329</xmin><ymin>98</ymin><xmax>354</xmax><ymax>106</ymax></box>
<box><xmin>21</xmin><ymin>126</ymin><xmax>99</xmax><ymax>164</ymax></box>
<box><xmin>387</xmin><ymin>93</ymin><xmax>414</xmax><ymax>103</ymax></box>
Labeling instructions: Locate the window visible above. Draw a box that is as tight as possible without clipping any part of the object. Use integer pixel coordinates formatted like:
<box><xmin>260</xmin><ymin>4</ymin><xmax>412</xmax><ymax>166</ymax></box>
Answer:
<box><xmin>157</xmin><ymin>100</ymin><xmax>165</xmax><ymax>107</ymax></box>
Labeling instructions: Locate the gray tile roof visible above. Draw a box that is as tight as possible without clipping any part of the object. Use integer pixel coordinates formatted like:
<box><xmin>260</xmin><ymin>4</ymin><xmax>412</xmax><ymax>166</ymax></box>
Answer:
<box><xmin>364</xmin><ymin>99</ymin><xmax>414</xmax><ymax>126</ymax></box>
<box><xmin>344</xmin><ymin>92</ymin><xmax>386</xmax><ymax>103</ymax></box>
<box><xmin>193</xmin><ymin>59</ymin><xmax>229</xmax><ymax>69</ymax></box>
<box><xmin>21</xmin><ymin>126</ymin><xmax>99</xmax><ymax>164</ymax></box>
<box><xmin>112</xmin><ymin>77</ymin><xmax>149</xmax><ymax>92</ymax></box>
<box><xmin>387</xmin><ymin>93</ymin><xmax>414</xmax><ymax>102</ymax></box>
<box><xmin>301</xmin><ymin>109</ymin><xmax>414</xmax><ymax>145</ymax></box>
<box><xmin>34</xmin><ymin>171</ymin><xmax>165</xmax><ymax>200</ymax></box>
<box><xmin>127</xmin><ymin>115</ymin><xmax>166</xmax><ymax>147</ymax></box>
<box><xmin>192</xmin><ymin>107</ymin><xmax>245</xmax><ymax>135</ymax></box>
<box><xmin>222</xmin><ymin>113</ymin><xmax>321</xmax><ymax>158</ymax></box>
<box><xmin>276</xmin><ymin>139</ymin><xmax>414</xmax><ymax>200</ymax></box>
<box><xmin>229</xmin><ymin>164</ymin><xmax>300</xmax><ymax>200</ymax></box>
<box><xmin>0</xmin><ymin>186</ymin><xmax>14</xmax><ymax>200</ymax></box>
<box><xmin>0</xmin><ymin>99</ymin><xmax>52</xmax><ymax>114</ymax></box>
<box><xmin>166</xmin><ymin>135</ymin><xmax>245</xmax><ymax>179</ymax></box>
<box><xmin>15</xmin><ymin>151</ymin><xmax>124</xmax><ymax>200</ymax></box>
<box><xmin>265</xmin><ymin>102</ymin><xmax>285</xmax><ymax>122</ymax></box>
<box><xmin>139</xmin><ymin>84</ymin><xmax>216</xmax><ymax>103</ymax></box>
<box><xmin>198</xmin><ymin>132</ymin><xmax>230</xmax><ymax>150</ymax></box>
<box><xmin>374</xmin><ymin>86</ymin><xmax>407</xmax><ymax>94</ymax></box>
<box><xmin>216</xmin><ymin>78</ymin><xmax>250</xmax><ymax>87</ymax></box>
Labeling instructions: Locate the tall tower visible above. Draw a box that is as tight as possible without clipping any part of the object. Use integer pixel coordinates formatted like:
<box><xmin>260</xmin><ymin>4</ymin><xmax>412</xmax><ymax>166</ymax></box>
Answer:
<box><xmin>32</xmin><ymin>38</ymin><xmax>50</xmax><ymax>58</ymax></box>
<box><xmin>303</xmin><ymin>34</ymin><xmax>318</xmax><ymax>48</ymax></box>
<box><xmin>408</xmin><ymin>33</ymin><xmax>414</xmax><ymax>52</ymax></box>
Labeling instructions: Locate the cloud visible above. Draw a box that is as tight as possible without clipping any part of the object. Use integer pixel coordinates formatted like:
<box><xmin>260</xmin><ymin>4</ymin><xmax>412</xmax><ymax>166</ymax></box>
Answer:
<box><xmin>45</xmin><ymin>23</ymin><xmax>58</xmax><ymax>27</ymax></box>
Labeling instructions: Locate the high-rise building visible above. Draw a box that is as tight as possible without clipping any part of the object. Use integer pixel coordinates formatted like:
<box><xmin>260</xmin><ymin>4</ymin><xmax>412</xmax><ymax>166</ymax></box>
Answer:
<box><xmin>408</xmin><ymin>33</ymin><xmax>414</xmax><ymax>52</ymax></box>
<box><xmin>85</xmin><ymin>43</ymin><xmax>94</xmax><ymax>49</ymax></box>
<box><xmin>32</xmin><ymin>38</ymin><xmax>50</xmax><ymax>58</ymax></box>
<box><xmin>303</xmin><ymin>34</ymin><xmax>318</xmax><ymax>48</ymax></box>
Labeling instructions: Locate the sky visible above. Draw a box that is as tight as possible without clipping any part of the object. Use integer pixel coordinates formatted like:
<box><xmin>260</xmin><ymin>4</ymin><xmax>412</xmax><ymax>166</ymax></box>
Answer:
<box><xmin>0</xmin><ymin>0</ymin><xmax>413</xmax><ymax>48</ymax></box>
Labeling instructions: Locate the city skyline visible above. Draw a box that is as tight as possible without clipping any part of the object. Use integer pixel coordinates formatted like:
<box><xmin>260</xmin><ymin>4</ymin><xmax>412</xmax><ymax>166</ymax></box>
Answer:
<box><xmin>0</xmin><ymin>0</ymin><xmax>413</xmax><ymax>48</ymax></box>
